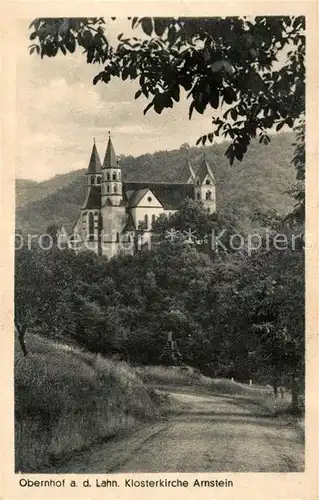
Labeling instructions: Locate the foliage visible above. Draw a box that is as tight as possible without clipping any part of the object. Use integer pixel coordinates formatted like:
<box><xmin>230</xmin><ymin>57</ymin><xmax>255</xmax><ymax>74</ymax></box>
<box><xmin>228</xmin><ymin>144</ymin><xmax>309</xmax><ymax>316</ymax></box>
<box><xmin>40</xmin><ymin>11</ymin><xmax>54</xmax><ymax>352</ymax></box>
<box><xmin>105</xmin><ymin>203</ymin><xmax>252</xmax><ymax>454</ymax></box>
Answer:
<box><xmin>152</xmin><ymin>197</ymin><xmax>218</xmax><ymax>241</ymax></box>
<box><xmin>286</xmin><ymin>118</ymin><xmax>305</xmax><ymax>222</ymax></box>
<box><xmin>29</xmin><ymin>17</ymin><xmax>305</xmax><ymax>161</ymax></box>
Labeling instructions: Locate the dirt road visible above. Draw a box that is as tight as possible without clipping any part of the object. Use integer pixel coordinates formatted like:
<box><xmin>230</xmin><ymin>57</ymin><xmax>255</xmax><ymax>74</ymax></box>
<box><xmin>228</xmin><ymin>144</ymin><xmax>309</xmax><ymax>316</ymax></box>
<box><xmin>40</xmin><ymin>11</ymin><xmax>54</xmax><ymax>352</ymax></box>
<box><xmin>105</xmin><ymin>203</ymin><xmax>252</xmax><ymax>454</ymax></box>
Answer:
<box><xmin>50</xmin><ymin>388</ymin><xmax>304</xmax><ymax>473</ymax></box>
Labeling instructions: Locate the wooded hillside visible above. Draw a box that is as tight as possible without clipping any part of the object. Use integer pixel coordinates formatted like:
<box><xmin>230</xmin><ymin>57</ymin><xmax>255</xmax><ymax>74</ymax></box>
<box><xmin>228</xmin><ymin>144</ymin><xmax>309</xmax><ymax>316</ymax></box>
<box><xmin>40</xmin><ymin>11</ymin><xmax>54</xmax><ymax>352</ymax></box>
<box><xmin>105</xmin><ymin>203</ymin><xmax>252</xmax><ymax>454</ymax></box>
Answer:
<box><xmin>16</xmin><ymin>133</ymin><xmax>296</xmax><ymax>234</ymax></box>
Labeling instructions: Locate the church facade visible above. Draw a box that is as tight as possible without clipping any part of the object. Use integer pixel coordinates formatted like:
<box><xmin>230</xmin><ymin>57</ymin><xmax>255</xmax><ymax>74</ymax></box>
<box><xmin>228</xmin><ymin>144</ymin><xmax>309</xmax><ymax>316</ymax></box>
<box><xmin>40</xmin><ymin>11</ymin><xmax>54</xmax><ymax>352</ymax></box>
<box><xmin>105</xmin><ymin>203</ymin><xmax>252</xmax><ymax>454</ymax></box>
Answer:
<box><xmin>71</xmin><ymin>134</ymin><xmax>216</xmax><ymax>259</ymax></box>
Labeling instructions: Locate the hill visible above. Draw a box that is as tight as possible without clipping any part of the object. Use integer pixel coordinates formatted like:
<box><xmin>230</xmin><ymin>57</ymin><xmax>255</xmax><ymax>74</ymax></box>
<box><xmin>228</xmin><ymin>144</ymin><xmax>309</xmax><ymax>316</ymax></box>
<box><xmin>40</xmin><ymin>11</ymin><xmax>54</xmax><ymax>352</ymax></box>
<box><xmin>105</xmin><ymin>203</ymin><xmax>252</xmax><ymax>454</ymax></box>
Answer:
<box><xmin>16</xmin><ymin>133</ymin><xmax>297</xmax><ymax>235</ymax></box>
<box><xmin>16</xmin><ymin>169</ymin><xmax>86</xmax><ymax>208</ymax></box>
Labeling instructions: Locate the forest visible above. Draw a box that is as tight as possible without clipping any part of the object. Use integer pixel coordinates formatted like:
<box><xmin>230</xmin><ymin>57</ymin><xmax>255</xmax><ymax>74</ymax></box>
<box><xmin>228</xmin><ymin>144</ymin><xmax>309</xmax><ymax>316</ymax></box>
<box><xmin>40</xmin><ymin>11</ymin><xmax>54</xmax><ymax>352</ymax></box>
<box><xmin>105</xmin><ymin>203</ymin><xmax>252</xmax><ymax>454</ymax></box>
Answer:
<box><xmin>15</xmin><ymin>197</ymin><xmax>304</xmax><ymax>410</ymax></box>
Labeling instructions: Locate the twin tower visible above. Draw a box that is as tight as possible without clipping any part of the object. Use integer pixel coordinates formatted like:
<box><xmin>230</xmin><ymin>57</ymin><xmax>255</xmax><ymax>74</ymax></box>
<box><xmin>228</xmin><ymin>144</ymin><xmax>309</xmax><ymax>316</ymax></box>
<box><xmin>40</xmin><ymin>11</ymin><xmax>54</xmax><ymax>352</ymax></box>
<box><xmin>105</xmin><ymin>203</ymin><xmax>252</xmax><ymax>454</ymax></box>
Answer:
<box><xmin>86</xmin><ymin>134</ymin><xmax>123</xmax><ymax>206</ymax></box>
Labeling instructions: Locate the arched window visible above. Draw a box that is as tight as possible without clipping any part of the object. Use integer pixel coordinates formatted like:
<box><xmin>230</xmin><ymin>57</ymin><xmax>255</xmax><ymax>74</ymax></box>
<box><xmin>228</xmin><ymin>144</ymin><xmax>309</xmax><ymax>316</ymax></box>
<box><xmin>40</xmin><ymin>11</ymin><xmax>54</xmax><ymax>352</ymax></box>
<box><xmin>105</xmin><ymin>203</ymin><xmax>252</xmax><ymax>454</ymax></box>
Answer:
<box><xmin>114</xmin><ymin>184</ymin><xmax>118</xmax><ymax>193</ymax></box>
<box><xmin>144</xmin><ymin>214</ymin><xmax>149</xmax><ymax>228</ymax></box>
<box><xmin>107</xmin><ymin>185</ymin><xmax>110</xmax><ymax>193</ymax></box>
<box><xmin>206</xmin><ymin>179</ymin><xmax>211</xmax><ymax>185</ymax></box>
<box><xmin>197</xmin><ymin>192</ymin><xmax>201</xmax><ymax>200</ymax></box>
<box><xmin>152</xmin><ymin>214</ymin><xmax>156</xmax><ymax>227</ymax></box>
<box><xmin>116</xmin><ymin>232</ymin><xmax>120</xmax><ymax>242</ymax></box>
<box><xmin>196</xmin><ymin>179</ymin><xmax>201</xmax><ymax>186</ymax></box>
<box><xmin>90</xmin><ymin>176</ymin><xmax>94</xmax><ymax>185</ymax></box>
<box><xmin>206</xmin><ymin>190</ymin><xmax>212</xmax><ymax>201</ymax></box>
<box><xmin>107</xmin><ymin>172</ymin><xmax>110</xmax><ymax>180</ymax></box>
<box><xmin>97</xmin><ymin>176</ymin><xmax>101</xmax><ymax>185</ymax></box>
<box><xmin>88</xmin><ymin>212</ymin><xmax>94</xmax><ymax>241</ymax></box>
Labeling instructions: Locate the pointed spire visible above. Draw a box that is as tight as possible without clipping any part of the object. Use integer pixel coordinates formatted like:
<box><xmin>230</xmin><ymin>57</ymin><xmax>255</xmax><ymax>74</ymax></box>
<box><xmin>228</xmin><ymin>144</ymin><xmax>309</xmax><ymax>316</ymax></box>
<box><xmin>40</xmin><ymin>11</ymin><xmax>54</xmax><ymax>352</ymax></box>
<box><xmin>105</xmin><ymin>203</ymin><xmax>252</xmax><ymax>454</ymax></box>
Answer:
<box><xmin>180</xmin><ymin>157</ymin><xmax>195</xmax><ymax>184</ymax></box>
<box><xmin>103</xmin><ymin>132</ymin><xmax>119</xmax><ymax>168</ymax></box>
<box><xmin>196</xmin><ymin>154</ymin><xmax>216</xmax><ymax>183</ymax></box>
<box><xmin>87</xmin><ymin>139</ymin><xmax>102</xmax><ymax>174</ymax></box>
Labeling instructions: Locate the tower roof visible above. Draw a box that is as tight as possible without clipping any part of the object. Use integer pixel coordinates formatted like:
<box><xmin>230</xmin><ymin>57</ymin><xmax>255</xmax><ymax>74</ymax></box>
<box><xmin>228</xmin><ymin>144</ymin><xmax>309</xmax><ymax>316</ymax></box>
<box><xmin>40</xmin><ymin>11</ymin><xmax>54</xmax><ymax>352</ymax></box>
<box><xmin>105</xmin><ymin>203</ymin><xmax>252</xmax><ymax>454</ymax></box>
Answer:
<box><xmin>196</xmin><ymin>154</ymin><xmax>216</xmax><ymax>183</ymax></box>
<box><xmin>180</xmin><ymin>158</ymin><xmax>196</xmax><ymax>184</ymax></box>
<box><xmin>81</xmin><ymin>185</ymin><xmax>101</xmax><ymax>209</ymax></box>
<box><xmin>103</xmin><ymin>133</ymin><xmax>118</xmax><ymax>168</ymax></box>
<box><xmin>87</xmin><ymin>140</ymin><xmax>102</xmax><ymax>174</ymax></box>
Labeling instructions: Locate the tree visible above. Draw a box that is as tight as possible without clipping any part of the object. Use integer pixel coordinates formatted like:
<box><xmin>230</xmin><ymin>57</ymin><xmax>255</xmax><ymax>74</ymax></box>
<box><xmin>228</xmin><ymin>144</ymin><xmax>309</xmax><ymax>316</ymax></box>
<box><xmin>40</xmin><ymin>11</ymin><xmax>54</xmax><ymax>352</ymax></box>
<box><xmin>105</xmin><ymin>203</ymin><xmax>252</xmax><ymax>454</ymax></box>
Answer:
<box><xmin>14</xmin><ymin>248</ymin><xmax>53</xmax><ymax>355</ymax></box>
<box><xmin>152</xmin><ymin>198</ymin><xmax>217</xmax><ymax>243</ymax></box>
<box><xmin>233</xmin><ymin>243</ymin><xmax>304</xmax><ymax>409</ymax></box>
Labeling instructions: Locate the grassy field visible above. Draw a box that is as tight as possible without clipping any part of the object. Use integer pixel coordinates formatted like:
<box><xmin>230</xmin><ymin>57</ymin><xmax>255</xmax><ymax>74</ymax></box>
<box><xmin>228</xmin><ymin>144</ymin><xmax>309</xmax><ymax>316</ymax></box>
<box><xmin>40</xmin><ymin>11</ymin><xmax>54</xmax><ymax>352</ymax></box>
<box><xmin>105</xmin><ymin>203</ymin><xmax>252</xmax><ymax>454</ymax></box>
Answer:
<box><xmin>15</xmin><ymin>334</ymin><xmax>158</xmax><ymax>472</ymax></box>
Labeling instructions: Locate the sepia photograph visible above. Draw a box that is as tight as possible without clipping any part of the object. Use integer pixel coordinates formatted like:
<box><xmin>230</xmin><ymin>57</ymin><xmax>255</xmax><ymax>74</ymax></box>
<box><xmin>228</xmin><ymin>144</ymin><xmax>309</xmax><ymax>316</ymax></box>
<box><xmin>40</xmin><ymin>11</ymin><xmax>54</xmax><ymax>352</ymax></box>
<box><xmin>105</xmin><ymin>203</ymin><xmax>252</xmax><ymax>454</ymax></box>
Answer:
<box><xmin>13</xmin><ymin>15</ymin><xmax>306</xmax><ymax>476</ymax></box>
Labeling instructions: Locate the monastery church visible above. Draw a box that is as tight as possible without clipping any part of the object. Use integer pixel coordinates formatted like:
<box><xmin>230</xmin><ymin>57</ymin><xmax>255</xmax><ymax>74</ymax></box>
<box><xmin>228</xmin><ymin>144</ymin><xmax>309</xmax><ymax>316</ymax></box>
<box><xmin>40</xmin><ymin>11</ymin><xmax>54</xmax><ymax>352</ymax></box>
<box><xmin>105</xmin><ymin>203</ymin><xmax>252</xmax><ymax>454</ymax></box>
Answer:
<box><xmin>72</xmin><ymin>134</ymin><xmax>216</xmax><ymax>259</ymax></box>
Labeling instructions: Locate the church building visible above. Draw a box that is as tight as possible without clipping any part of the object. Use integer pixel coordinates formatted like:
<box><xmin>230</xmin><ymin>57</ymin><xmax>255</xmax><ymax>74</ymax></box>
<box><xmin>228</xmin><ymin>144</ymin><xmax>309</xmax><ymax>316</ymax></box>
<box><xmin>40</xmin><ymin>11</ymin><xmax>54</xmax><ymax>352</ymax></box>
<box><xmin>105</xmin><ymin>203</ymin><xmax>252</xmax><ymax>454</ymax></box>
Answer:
<box><xmin>71</xmin><ymin>134</ymin><xmax>216</xmax><ymax>259</ymax></box>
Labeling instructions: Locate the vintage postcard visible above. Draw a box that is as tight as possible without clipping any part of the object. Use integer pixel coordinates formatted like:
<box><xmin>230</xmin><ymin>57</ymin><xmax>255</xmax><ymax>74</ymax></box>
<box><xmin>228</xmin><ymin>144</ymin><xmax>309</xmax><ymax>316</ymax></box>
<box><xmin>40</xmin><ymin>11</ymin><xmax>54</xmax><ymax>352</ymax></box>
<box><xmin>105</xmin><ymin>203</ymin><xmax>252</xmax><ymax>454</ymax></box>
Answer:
<box><xmin>1</xmin><ymin>1</ymin><xmax>318</xmax><ymax>499</ymax></box>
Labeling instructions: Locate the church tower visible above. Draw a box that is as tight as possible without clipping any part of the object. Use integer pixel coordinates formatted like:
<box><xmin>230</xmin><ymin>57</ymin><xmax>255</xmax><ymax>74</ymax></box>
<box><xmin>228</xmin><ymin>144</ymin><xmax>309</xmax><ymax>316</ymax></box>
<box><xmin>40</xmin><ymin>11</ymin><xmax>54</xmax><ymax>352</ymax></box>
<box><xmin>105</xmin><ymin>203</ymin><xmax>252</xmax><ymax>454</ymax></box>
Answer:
<box><xmin>86</xmin><ymin>138</ymin><xmax>102</xmax><ymax>190</ymax></box>
<box><xmin>73</xmin><ymin>139</ymin><xmax>102</xmax><ymax>255</ymax></box>
<box><xmin>194</xmin><ymin>154</ymin><xmax>216</xmax><ymax>213</ymax></box>
<box><xmin>101</xmin><ymin>132</ymin><xmax>123</xmax><ymax>206</ymax></box>
<box><xmin>100</xmin><ymin>133</ymin><xmax>127</xmax><ymax>259</ymax></box>
<box><xmin>180</xmin><ymin>157</ymin><xmax>196</xmax><ymax>184</ymax></box>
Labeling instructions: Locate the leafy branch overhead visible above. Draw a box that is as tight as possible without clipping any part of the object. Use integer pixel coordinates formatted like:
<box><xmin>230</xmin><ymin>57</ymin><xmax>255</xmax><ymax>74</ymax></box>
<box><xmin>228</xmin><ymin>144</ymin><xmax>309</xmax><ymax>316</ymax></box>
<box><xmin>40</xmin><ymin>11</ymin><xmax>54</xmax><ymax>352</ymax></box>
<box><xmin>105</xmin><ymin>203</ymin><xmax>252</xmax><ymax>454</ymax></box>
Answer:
<box><xmin>29</xmin><ymin>17</ymin><xmax>305</xmax><ymax>162</ymax></box>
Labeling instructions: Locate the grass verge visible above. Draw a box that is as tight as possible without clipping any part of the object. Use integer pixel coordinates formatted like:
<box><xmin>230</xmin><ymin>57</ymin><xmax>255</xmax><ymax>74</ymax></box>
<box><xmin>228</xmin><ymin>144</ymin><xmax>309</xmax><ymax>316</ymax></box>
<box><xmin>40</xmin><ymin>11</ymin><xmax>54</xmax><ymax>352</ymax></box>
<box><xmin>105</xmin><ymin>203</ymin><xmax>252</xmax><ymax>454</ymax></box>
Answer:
<box><xmin>15</xmin><ymin>334</ymin><xmax>158</xmax><ymax>472</ymax></box>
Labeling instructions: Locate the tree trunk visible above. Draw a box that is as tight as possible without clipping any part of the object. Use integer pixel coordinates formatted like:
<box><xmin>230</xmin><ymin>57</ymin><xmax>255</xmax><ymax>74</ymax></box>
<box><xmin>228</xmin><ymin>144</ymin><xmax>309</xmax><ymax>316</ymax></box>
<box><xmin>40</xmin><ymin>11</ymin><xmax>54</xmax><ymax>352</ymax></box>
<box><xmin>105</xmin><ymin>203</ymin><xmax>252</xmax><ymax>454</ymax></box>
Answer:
<box><xmin>16</xmin><ymin>323</ymin><xmax>28</xmax><ymax>357</ymax></box>
<box><xmin>273</xmin><ymin>377</ymin><xmax>278</xmax><ymax>398</ymax></box>
<box><xmin>291</xmin><ymin>374</ymin><xmax>299</xmax><ymax>412</ymax></box>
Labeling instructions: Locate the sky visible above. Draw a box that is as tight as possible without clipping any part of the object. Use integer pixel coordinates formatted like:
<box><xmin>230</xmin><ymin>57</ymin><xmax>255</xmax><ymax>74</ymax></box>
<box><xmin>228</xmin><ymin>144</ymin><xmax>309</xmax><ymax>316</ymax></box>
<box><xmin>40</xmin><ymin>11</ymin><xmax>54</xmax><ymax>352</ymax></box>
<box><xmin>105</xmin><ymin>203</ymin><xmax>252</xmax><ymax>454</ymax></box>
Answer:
<box><xmin>16</xmin><ymin>18</ymin><xmax>222</xmax><ymax>182</ymax></box>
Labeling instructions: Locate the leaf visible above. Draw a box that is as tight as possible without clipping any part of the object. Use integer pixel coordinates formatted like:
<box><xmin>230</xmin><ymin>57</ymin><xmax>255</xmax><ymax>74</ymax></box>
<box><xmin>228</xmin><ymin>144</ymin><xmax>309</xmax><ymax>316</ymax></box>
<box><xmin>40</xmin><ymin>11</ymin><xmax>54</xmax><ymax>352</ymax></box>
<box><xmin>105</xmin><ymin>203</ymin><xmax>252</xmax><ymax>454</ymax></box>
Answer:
<box><xmin>143</xmin><ymin>101</ymin><xmax>154</xmax><ymax>115</ymax></box>
<box><xmin>172</xmin><ymin>85</ymin><xmax>180</xmax><ymax>102</ymax></box>
<box><xmin>194</xmin><ymin>95</ymin><xmax>205</xmax><ymax>114</ymax></box>
<box><xmin>141</xmin><ymin>18</ymin><xmax>153</xmax><ymax>36</ymax></box>
<box><xmin>154</xmin><ymin>18</ymin><xmax>167</xmax><ymax>37</ymax></box>
<box><xmin>65</xmin><ymin>33</ymin><xmax>76</xmax><ymax>53</ymax></box>
<box><xmin>230</xmin><ymin>108</ymin><xmax>237</xmax><ymax>121</ymax></box>
<box><xmin>222</xmin><ymin>60</ymin><xmax>234</xmax><ymax>75</ymax></box>
<box><xmin>210</xmin><ymin>60</ymin><xmax>223</xmax><ymax>73</ymax></box>
<box><xmin>189</xmin><ymin>101</ymin><xmax>195</xmax><ymax>119</ymax></box>
<box><xmin>93</xmin><ymin>72</ymin><xmax>103</xmax><ymax>85</ymax></box>
<box><xmin>122</xmin><ymin>67</ymin><xmax>129</xmax><ymax>80</ymax></box>
<box><xmin>167</xmin><ymin>26</ymin><xmax>177</xmax><ymax>46</ymax></box>
<box><xmin>209</xmin><ymin>88</ymin><xmax>219</xmax><ymax>109</ymax></box>
<box><xmin>223</xmin><ymin>87</ymin><xmax>236</xmax><ymax>105</ymax></box>
<box><xmin>135</xmin><ymin>89</ymin><xmax>142</xmax><ymax>99</ymax></box>
<box><xmin>286</xmin><ymin>117</ymin><xmax>294</xmax><ymax>128</ymax></box>
<box><xmin>276</xmin><ymin>121</ymin><xmax>285</xmax><ymax>131</ymax></box>
<box><xmin>132</xmin><ymin>17</ymin><xmax>139</xmax><ymax>29</ymax></box>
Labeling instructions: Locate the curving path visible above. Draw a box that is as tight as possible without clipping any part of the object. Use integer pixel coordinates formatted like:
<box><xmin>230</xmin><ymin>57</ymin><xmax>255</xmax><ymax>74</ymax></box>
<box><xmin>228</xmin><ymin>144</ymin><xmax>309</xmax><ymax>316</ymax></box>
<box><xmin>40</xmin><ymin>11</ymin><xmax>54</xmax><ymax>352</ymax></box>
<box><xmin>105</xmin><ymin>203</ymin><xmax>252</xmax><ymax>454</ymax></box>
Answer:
<box><xmin>49</xmin><ymin>388</ymin><xmax>304</xmax><ymax>473</ymax></box>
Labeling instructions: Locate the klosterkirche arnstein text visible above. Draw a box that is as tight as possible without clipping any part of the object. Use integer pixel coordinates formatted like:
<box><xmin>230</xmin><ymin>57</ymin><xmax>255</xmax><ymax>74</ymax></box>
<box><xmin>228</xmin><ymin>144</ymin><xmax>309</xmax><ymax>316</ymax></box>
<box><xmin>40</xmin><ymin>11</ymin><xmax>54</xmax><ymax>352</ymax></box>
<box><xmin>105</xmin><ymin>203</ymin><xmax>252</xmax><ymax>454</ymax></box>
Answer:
<box><xmin>71</xmin><ymin>133</ymin><xmax>217</xmax><ymax>259</ymax></box>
